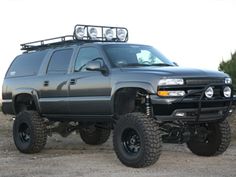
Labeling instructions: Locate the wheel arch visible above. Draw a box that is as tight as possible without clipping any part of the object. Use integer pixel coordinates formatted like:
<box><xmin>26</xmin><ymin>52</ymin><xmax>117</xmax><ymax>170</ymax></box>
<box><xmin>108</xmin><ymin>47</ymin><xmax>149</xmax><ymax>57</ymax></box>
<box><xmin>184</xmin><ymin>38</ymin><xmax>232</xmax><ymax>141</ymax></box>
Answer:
<box><xmin>111</xmin><ymin>82</ymin><xmax>155</xmax><ymax>115</ymax></box>
<box><xmin>12</xmin><ymin>88</ymin><xmax>41</xmax><ymax>114</ymax></box>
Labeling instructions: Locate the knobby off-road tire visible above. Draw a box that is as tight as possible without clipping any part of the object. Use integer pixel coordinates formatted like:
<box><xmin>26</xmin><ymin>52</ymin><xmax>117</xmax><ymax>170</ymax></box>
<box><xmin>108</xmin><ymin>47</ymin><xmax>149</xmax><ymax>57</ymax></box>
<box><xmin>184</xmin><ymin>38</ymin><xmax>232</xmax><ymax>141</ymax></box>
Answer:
<box><xmin>79</xmin><ymin>124</ymin><xmax>111</xmax><ymax>145</ymax></box>
<box><xmin>13</xmin><ymin>111</ymin><xmax>47</xmax><ymax>153</ymax></box>
<box><xmin>187</xmin><ymin>119</ymin><xmax>231</xmax><ymax>156</ymax></box>
<box><xmin>113</xmin><ymin>112</ymin><xmax>161</xmax><ymax>168</ymax></box>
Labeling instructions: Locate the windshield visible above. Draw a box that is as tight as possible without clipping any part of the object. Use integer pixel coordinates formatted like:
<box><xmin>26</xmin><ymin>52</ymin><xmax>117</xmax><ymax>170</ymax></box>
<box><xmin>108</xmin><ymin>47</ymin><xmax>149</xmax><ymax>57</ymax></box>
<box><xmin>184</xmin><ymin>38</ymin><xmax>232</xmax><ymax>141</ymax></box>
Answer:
<box><xmin>103</xmin><ymin>44</ymin><xmax>174</xmax><ymax>67</ymax></box>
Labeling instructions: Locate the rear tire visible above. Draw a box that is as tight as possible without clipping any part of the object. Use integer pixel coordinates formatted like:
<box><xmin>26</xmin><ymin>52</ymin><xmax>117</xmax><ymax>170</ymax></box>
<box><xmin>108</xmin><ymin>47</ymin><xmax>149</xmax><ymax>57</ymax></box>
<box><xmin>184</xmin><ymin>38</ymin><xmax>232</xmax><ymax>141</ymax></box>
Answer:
<box><xmin>187</xmin><ymin>119</ymin><xmax>231</xmax><ymax>156</ymax></box>
<box><xmin>79</xmin><ymin>124</ymin><xmax>111</xmax><ymax>145</ymax></box>
<box><xmin>13</xmin><ymin>111</ymin><xmax>47</xmax><ymax>153</ymax></box>
<box><xmin>113</xmin><ymin>112</ymin><xmax>161</xmax><ymax>168</ymax></box>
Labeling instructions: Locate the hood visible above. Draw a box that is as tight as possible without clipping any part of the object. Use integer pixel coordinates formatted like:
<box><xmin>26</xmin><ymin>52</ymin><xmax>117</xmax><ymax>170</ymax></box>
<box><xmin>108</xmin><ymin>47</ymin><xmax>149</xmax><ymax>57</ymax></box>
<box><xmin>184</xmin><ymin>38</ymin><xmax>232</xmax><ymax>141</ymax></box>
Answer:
<box><xmin>120</xmin><ymin>66</ymin><xmax>228</xmax><ymax>78</ymax></box>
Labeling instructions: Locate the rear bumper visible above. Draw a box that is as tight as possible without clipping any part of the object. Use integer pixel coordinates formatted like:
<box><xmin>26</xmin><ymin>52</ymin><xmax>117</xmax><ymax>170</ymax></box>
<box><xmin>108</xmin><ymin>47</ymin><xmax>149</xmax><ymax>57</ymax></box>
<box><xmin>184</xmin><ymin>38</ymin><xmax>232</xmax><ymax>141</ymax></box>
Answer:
<box><xmin>1</xmin><ymin>100</ymin><xmax>14</xmax><ymax>115</ymax></box>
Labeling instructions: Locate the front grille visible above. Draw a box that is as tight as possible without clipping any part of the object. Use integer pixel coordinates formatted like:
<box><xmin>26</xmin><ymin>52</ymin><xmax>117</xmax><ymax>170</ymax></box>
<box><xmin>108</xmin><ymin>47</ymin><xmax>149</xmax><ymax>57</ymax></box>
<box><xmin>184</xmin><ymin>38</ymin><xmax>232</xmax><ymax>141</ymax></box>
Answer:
<box><xmin>186</xmin><ymin>86</ymin><xmax>223</xmax><ymax>98</ymax></box>
<box><xmin>185</xmin><ymin>78</ymin><xmax>224</xmax><ymax>85</ymax></box>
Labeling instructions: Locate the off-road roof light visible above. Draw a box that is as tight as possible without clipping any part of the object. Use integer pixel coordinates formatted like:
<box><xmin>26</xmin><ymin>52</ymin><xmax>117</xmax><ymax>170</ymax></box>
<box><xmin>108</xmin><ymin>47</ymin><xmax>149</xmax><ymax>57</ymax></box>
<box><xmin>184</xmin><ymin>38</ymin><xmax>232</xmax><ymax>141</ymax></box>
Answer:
<box><xmin>104</xmin><ymin>28</ymin><xmax>114</xmax><ymax>41</ymax></box>
<box><xmin>88</xmin><ymin>27</ymin><xmax>98</xmax><ymax>40</ymax></box>
<box><xmin>75</xmin><ymin>26</ymin><xmax>85</xmax><ymax>39</ymax></box>
<box><xmin>117</xmin><ymin>29</ymin><xmax>127</xmax><ymax>41</ymax></box>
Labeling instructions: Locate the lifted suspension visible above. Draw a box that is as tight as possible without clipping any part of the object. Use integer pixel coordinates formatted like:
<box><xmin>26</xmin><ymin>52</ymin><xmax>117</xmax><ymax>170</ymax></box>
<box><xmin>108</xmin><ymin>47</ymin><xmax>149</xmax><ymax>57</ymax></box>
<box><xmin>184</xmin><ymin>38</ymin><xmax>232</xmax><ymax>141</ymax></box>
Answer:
<box><xmin>161</xmin><ymin>122</ymin><xmax>191</xmax><ymax>144</ymax></box>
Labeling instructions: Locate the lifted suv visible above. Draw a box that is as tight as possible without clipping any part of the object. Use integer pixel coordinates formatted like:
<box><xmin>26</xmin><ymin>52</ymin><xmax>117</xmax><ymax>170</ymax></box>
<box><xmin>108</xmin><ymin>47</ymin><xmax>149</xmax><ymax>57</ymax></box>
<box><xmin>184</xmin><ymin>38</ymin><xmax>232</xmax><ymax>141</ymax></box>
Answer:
<box><xmin>2</xmin><ymin>24</ymin><xmax>236</xmax><ymax>168</ymax></box>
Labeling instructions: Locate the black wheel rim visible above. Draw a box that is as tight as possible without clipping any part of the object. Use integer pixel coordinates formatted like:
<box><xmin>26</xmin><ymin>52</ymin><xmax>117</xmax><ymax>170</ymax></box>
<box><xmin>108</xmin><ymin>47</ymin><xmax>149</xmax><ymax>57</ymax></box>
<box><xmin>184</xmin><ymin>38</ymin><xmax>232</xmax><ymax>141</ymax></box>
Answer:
<box><xmin>192</xmin><ymin>124</ymin><xmax>214</xmax><ymax>144</ymax></box>
<box><xmin>122</xmin><ymin>128</ymin><xmax>141</xmax><ymax>155</ymax></box>
<box><xmin>18</xmin><ymin>123</ymin><xmax>31</xmax><ymax>144</ymax></box>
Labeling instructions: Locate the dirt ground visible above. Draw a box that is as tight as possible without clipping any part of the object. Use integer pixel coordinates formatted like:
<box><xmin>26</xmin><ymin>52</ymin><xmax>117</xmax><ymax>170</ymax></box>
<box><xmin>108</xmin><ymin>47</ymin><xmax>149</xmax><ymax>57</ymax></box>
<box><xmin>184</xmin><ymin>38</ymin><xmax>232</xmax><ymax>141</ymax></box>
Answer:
<box><xmin>0</xmin><ymin>112</ymin><xmax>236</xmax><ymax>177</ymax></box>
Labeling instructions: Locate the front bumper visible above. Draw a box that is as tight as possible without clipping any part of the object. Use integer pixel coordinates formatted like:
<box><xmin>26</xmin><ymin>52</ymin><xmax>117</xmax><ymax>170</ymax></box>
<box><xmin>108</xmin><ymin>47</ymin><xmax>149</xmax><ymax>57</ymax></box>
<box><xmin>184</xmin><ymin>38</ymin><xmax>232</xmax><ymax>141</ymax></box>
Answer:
<box><xmin>150</xmin><ymin>88</ymin><xmax>236</xmax><ymax>122</ymax></box>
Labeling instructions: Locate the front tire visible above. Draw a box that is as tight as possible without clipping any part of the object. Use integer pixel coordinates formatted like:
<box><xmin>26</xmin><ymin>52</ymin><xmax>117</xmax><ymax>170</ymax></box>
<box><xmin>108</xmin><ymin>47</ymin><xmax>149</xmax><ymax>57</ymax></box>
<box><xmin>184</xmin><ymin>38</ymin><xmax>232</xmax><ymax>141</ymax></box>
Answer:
<box><xmin>187</xmin><ymin>119</ymin><xmax>231</xmax><ymax>156</ymax></box>
<box><xmin>113</xmin><ymin>113</ymin><xmax>161</xmax><ymax>168</ymax></box>
<box><xmin>13</xmin><ymin>111</ymin><xmax>47</xmax><ymax>153</ymax></box>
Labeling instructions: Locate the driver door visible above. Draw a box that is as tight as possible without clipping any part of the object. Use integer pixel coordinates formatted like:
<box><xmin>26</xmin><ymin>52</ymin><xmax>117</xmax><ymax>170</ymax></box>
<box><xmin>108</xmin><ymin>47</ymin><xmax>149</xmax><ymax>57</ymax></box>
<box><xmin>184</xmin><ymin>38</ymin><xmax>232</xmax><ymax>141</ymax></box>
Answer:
<box><xmin>68</xmin><ymin>46</ymin><xmax>111</xmax><ymax>115</ymax></box>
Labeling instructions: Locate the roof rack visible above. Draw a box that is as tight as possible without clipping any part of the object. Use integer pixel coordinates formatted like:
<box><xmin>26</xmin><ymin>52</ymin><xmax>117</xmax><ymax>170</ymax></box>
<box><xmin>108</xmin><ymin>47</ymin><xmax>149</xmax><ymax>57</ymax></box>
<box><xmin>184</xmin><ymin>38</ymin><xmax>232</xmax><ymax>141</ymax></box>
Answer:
<box><xmin>21</xmin><ymin>24</ymin><xmax>128</xmax><ymax>52</ymax></box>
<box><xmin>21</xmin><ymin>35</ymin><xmax>76</xmax><ymax>52</ymax></box>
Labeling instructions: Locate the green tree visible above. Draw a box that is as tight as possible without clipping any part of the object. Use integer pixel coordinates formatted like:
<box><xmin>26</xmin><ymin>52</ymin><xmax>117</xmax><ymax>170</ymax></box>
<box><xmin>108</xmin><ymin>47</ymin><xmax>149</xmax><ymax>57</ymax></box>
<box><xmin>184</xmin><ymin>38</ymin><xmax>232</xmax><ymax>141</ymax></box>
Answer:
<box><xmin>219</xmin><ymin>51</ymin><xmax>236</xmax><ymax>88</ymax></box>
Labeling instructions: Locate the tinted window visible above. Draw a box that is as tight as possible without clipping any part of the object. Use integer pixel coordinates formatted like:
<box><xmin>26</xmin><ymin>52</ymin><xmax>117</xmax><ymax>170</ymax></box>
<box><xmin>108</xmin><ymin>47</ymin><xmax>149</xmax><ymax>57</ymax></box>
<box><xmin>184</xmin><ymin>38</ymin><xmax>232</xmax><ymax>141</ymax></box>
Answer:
<box><xmin>47</xmin><ymin>49</ymin><xmax>73</xmax><ymax>74</ymax></box>
<box><xmin>6</xmin><ymin>50</ymin><xmax>47</xmax><ymax>78</ymax></box>
<box><xmin>74</xmin><ymin>47</ymin><xmax>101</xmax><ymax>72</ymax></box>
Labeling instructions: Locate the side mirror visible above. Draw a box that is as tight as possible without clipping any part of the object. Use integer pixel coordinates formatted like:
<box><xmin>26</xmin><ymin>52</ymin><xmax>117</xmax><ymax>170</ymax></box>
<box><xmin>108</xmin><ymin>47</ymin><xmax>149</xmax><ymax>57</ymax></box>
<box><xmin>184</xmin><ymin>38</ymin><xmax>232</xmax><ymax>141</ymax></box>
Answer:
<box><xmin>173</xmin><ymin>62</ymin><xmax>179</xmax><ymax>66</ymax></box>
<box><xmin>86</xmin><ymin>60</ymin><xmax>108</xmax><ymax>73</ymax></box>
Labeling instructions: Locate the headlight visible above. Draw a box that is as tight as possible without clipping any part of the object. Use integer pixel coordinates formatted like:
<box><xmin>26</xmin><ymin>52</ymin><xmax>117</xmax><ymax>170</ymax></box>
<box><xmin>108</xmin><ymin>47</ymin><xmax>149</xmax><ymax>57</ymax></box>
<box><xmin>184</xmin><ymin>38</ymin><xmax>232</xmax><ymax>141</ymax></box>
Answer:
<box><xmin>223</xmin><ymin>86</ymin><xmax>231</xmax><ymax>98</ymax></box>
<box><xmin>158</xmin><ymin>90</ymin><xmax>185</xmax><ymax>97</ymax></box>
<box><xmin>158</xmin><ymin>78</ymin><xmax>184</xmax><ymax>86</ymax></box>
<box><xmin>225</xmin><ymin>77</ymin><xmax>232</xmax><ymax>84</ymax></box>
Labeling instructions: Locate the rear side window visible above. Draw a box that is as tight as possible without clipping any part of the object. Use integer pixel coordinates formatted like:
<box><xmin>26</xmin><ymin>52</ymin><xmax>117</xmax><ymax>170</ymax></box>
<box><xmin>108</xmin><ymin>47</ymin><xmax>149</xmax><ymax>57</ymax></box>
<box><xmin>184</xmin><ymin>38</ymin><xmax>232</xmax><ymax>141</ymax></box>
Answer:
<box><xmin>6</xmin><ymin>50</ymin><xmax>47</xmax><ymax>78</ymax></box>
<box><xmin>47</xmin><ymin>49</ymin><xmax>73</xmax><ymax>74</ymax></box>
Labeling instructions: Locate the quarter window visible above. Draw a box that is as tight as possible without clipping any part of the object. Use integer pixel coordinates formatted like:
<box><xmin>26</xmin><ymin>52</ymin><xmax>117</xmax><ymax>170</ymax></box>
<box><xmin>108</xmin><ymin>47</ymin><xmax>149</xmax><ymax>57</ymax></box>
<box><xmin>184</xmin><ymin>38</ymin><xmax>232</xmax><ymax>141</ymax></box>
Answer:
<box><xmin>47</xmin><ymin>49</ymin><xmax>73</xmax><ymax>74</ymax></box>
<box><xmin>6</xmin><ymin>50</ymin><xmax>47</xmax><ymax>78</ymax></box>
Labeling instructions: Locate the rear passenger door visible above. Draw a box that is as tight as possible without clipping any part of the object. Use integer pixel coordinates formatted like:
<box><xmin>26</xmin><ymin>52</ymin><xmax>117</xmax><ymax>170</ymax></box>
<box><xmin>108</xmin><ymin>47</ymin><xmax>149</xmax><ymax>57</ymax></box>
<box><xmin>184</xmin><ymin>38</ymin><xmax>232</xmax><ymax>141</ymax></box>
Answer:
<box><xmin>39</xmin><ymin>48</ymin><xmax>73</xmax><ymax>114</ymax></box>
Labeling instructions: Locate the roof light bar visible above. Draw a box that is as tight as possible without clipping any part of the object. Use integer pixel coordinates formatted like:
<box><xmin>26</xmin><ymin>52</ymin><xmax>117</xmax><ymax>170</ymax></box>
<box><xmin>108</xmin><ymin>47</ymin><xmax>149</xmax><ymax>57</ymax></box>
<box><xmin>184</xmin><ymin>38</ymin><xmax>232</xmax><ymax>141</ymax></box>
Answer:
<box><xmin>74</xmin><ymin>24</ymin><xmax>128</xmax><ymax>42</ymax></box>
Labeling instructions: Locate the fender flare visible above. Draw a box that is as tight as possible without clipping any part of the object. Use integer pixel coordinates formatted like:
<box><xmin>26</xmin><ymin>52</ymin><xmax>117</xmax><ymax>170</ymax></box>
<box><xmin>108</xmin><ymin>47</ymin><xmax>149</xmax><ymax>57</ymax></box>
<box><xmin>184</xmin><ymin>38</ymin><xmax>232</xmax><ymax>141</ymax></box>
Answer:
<box><xmin>111</xmin><ymin>81</ymin><xmax>156</xmax><ymax>113</ymax></box>
<box><xmin>12</xmin><ymin>88</ymin><xmax>41</xmax><ymax>114</ymax></box>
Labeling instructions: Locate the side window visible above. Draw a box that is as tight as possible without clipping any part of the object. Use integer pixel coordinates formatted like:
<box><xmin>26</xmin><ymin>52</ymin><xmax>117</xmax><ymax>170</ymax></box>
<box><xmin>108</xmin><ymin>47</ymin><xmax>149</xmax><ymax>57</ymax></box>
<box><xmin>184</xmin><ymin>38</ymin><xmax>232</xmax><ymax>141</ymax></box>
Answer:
<box><xmin>6</xmin><ymin>50</ymin><xmax>47</xmax><ymax>78</ymax></box>
<box><xmin>47</xmin><ymin>49</ymin><xmax>73</xmax><ymax>74</ymax></box>
<box><xmin>74</xmin><ymin>47</ymin><xmax>102</xmax><ymax>72</ymax></box>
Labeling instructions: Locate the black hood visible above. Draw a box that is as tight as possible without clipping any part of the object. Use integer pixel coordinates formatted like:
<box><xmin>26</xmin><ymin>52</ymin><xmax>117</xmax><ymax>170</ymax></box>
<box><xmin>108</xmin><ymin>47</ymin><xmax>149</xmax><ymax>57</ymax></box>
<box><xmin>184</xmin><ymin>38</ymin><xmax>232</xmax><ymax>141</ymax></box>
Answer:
<box><xmin>120</xmin><ymin>66</ymin><xmax>228</xmax><ymax>78</ymax></box>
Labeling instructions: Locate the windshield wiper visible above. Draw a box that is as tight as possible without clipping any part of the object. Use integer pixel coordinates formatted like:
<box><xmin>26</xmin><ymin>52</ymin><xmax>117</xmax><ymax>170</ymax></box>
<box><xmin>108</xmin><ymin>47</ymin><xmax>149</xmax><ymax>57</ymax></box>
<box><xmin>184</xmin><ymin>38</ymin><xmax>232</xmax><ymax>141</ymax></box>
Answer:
<box><xmin>123</xmin><ymin>63</ymin><xmax>150</xmax><ymax>67</ymax></box>
<box><xmin>150</xmin><ymin>63</ymin><xmax>173</xmax><ymax>67</ymax></box>
<box><xmin>118</xmin><ymin>63</ymin><xmax>173</xmax><ymax>67</ymax></box>
<box><xmin>125</xmin><ymin>63</ymin><xmax>150</xmax><ymax>66</ymax></box>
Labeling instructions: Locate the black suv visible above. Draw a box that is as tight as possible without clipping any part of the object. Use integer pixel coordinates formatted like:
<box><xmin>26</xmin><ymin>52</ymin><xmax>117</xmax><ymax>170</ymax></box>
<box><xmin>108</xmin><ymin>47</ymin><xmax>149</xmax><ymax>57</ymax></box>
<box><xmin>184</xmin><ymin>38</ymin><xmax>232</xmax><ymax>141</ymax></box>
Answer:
<box><xmin>2</xmin><ymin>24</ymin><xmax>236</xmax><ymax>168</ymax></box>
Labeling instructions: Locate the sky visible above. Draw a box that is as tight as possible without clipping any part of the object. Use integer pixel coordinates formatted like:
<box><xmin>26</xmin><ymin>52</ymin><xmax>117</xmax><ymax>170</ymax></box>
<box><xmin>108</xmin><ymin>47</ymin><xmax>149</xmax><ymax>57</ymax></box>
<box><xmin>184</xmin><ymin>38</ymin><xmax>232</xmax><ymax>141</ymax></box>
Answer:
<box><xmin>0</xmin><ymin>0</ymin><xmax>236</xmax><ymax>97</ymax></box>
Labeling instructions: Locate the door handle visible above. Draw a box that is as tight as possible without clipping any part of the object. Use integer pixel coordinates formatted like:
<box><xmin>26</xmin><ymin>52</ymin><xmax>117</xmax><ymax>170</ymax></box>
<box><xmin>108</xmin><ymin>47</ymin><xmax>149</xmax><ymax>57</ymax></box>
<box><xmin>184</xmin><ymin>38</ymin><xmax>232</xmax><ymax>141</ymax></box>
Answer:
<box><xmin>70</xmin><ymin>79</ymin><xmax>76</xmax><ymax>85</ymax></box>
<box><xmin>44</xmin><ymin>81</ymin><xmax>49</xmax><ymax>87</ymax></box>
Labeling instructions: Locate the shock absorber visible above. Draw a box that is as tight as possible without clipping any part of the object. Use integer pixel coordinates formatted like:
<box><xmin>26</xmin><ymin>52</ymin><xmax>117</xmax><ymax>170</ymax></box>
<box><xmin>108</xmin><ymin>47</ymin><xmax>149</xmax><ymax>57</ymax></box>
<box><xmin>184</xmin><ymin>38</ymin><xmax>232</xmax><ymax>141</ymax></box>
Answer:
<box><xmin>145</xmin><ymin>94</ymin><xmax>152</xmax><ymax>117</ymax></box>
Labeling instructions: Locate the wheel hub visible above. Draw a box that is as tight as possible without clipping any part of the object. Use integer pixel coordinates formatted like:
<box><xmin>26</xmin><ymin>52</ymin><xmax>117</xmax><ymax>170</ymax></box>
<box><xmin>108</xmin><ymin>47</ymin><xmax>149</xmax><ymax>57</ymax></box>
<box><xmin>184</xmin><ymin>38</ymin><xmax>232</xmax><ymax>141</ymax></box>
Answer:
<box><xmin>193</xmin><ymin>125</ymin><xmax>211</xmax><ymax>143</ymax></box>
<box><xmin>122</xmin><ymin>128</ymin><xmax>141</xmax><ymax>154</ymax></box>
<box><xmin>18</xmin><ymin>123</ymin><xmax>30</xmax><ymax>143</ymax></box>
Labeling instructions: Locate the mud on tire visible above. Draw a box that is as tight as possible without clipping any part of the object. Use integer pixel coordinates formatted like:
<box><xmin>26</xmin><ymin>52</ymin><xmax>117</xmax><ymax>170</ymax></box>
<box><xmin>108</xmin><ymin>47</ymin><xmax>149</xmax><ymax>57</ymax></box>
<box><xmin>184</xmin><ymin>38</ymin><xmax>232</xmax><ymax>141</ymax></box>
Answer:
<box><xmin>187</xmin><ymin>119</ymin><xmax>231</xmax><ymax>156</ymax></box>
<box><xmin>13</xmin><ymin>111</ymin><xmax>47</xmax><ymax>153</ymax></box>
<box><xmin>113</xmin><ymin>112</ymin><xmax>162</xmax><ymax>168</ymax></box>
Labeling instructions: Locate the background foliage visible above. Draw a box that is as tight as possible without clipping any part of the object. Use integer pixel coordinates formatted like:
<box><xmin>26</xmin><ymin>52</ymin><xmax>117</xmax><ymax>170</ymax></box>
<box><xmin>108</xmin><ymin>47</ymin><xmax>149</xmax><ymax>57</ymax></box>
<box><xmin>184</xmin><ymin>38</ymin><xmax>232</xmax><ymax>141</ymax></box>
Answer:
<box><xmin>219</xmin><ymin>51</ymin><xmax>236</xmax><ymax>88</ymax></box>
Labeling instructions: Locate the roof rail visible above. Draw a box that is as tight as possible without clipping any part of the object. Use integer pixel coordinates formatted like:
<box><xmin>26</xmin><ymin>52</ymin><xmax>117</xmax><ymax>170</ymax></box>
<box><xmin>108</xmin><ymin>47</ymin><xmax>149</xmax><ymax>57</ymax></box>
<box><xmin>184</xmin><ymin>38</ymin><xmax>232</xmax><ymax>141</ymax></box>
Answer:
<box><xmin>21</xmin><ymin>24</ymin><xmax>128</xmax><ymax>52</ymax></box>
